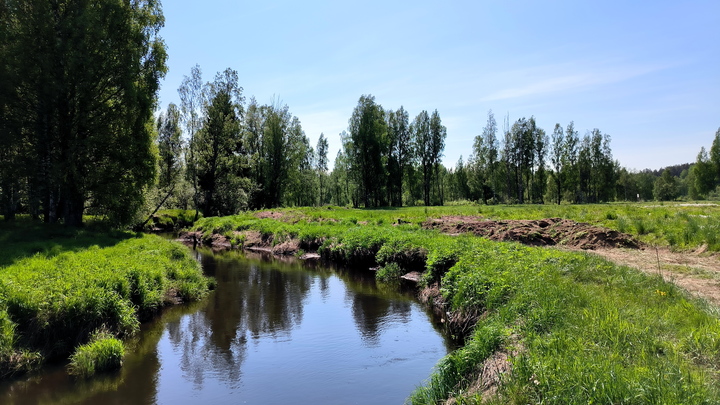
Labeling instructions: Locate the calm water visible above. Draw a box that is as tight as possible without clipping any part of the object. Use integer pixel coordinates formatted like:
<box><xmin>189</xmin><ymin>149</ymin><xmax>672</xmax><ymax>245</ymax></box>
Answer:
<box><xmin>0</xmin><ymin>248</ymin><xmax>454</xmax><ymax>405</ymax></box>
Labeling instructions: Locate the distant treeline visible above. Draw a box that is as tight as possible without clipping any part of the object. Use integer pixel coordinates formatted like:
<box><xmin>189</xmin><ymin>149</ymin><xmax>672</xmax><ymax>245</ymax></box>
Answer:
<box><xmin>2</xmin><ymin>1</ymin><xmax>719</xmax><ymax>226</ymax></box>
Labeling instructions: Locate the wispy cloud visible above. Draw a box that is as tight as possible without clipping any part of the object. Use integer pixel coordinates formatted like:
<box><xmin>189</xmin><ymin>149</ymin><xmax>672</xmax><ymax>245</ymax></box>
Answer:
<box><xmin>478</xmin><ymin>61</ymin><xmax>678</xmax><ymax>102</ymax></box>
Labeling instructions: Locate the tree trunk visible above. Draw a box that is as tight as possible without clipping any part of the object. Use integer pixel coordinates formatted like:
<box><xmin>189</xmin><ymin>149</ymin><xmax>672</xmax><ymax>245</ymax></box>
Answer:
<box><xmin>62</xmin><ymin>187</ymin><xmax>84</xmax><ymax>227</ymax></box>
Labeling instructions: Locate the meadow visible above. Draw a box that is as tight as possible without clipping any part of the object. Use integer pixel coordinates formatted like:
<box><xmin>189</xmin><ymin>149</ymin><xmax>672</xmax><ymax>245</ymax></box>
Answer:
<box><xmin>191</xmin><ymin>203</ymin><xmax>720</xmax><ymax>404</ymax></box>
<box><xmin>0</xmin><ymin>221</ymin><xmax>210</xmax><ymax>377</ymax></box>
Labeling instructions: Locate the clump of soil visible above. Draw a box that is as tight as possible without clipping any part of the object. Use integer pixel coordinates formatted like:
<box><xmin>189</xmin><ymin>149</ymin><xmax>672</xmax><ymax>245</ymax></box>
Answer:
<box><xmin>254</xmin><ymin>211</ymin><xmax>287</xmax><ymax>220</ymax></box>
<box><xmin>423</xmin><ymin>216</ymin><xmax>641</xmax><ymax>250</ymax></box>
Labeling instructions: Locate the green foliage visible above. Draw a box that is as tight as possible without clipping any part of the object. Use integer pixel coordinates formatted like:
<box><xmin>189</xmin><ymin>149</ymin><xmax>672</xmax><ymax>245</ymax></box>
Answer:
<box><xmin>422</xmin><ymin>237</ymin><xmax>466</xmax><ymax>286</ymax></box>
<box><xmin>347</xmin><ymin>94</ymin><xmax>389</xmax><ymax>207</ymax></box>
<box><xmin>146</xmin><ymin>209</ymin><xmax>201</xmax><ymax>231</ymax></box>
<box><xmin>376</xmin><ymin>262</ymin><xmax>404</xmax><ymax>283</ymax></box>
<box><xmin>1</xmin><ymin>0</ymin><xmax>167</xmax><ymax>226</ymax></box>
<box><xmin>68</xmin><ymin>331</ymin><xmax>124</xmax><ymax>378</ymax></box>
<box><xmin>192</xmin><ymin>68</ymin><xmax>251</xmax><ymax>216</ymax></box>
<box><xmin>0</xmin><ymin>228</ymin><xmax>209</xmax><ymax>377</ymax></box>
<box><xmin>654</xmin><ymin>169</ymin><xmax>679</xmax><ymax>201</ymax></box>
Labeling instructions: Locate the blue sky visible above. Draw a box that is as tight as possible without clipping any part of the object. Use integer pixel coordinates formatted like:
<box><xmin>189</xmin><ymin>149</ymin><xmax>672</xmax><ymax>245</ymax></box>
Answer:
<box><xmin>157</xmin><ymin>0</ymin><xmax>720</xmax><ymax>172</ymax></box>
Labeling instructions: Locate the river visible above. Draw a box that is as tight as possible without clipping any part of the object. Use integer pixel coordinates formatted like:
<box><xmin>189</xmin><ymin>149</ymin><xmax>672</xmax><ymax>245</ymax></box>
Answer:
<box><xmin>0</xmin><ymin>247</ymin><xmax>455</xmax><ymax>405</ymax></box>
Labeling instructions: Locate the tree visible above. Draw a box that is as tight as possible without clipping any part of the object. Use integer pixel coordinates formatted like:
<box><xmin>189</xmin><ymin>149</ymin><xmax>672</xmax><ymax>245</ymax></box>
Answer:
<box><xmin>693</xmin><ymin>147</ymin><xmax>715</xmax><ymax>198</ymax></box>
<box><xmin>453</xmin><ymin>156</ymin><xmax>470</xmax><ymax>200</ymax></box>
<box><xmin>316</xmin><ymin>133</ymin><xmax>329</xmax><ymax>205</ymax></box>
<box><xmin>256</xmin><ymin>102</ymin><xmax>291</xmax><ymax>208</ymax></box>
<box><xmin>347</xmin><ymin>95</ymin><xmax>388</xmax><ymax>207</ymax></box>
<box><xmin>2</xmin><ymin>0</ymin><xmax>167</xmax><ymax>226</ymax></box>
<box><xmin>710</xmin><ymin>127</ymin><xmax>720</xmax><ymax>184</ymax></box>
<box><xmin>583</xmin><ymin>129</ymin><xmax>615</xmax><ymax>203</ymax></box>
<box><xmin>563</xmin><ymin>122</ymin><xmax>580</xmax><ymax>203</ymax></box>
<box><xmin>193</xmin><ymin>68</ymin><xmax>248</xmax><ymax>216</ymax></box>
<box><xmin>386</xmin><ymin>107</ymin><xmax>411</xmax><ymax>206</ymax></box>
<box><xmin>469</xmin><ymin>110</ymin><xmax>499</xmax><ymax>204</ymax></box>
<box><xmin>284</xmin><ymin>117</ymin><xmax>315</xmax><ymax>207</ymax></box>
<box><xmin>653</xmin><ymin>169</ymin><xmax>678</xmax><ymax>201</ymax></box>
<box><xmin>531</xmin><ymin>122</ymin><xmax>548</xmax><ymax>203</ymax></box>
<box><xmin>157</xmin><ymin>104</ymin><xmax>184</xmax><ymax>191</ymax></box>
<box><xmin>549</xmin><ymin>123</ymin><xmax>565</xmax><ymax>204</ymax></box>
<box><xmin>178</xmin><ymin>64</ymin><xmax>205</xmax><ymax>219</ymax></box>
<box><xmin>503</xmin><ymin>118</ymin><xmax>533</xmax><ymax>203</ymax></box>
<box><xmin>412</xmin><ymin>111</ymin><xmax>432</xmax><ymax>205</ymax></box>
<box><xmin>429</xmin><ymin>110</ymin><xmax>447</xmax><ymax>205</ymax></box>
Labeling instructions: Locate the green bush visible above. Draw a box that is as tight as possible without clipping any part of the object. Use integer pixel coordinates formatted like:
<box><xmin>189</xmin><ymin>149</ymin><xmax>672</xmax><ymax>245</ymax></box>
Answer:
<box><xmin>376</xmin><ymin>262</ymin><xmax>404</xmax><ymax>282</ymax></box>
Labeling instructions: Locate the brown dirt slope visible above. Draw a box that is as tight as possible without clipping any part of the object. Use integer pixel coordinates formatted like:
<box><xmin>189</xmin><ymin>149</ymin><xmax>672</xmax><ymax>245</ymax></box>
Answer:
<box><xmin>423</xmin><ymin>216</ymin><xmax>641</xmax><ymax>250</ymax></box>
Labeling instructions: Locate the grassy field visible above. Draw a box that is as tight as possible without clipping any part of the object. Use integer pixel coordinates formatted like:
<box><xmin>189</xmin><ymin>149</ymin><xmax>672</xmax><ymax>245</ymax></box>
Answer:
<box><xmin>0</xmin><ymin>220</ymin><xmax>210</xmax><ymax>377</ymax></box>
<box><xmin>191</xmin><ymin>204</ymin><xmax>720</xmax><ymax>404</ymax></box>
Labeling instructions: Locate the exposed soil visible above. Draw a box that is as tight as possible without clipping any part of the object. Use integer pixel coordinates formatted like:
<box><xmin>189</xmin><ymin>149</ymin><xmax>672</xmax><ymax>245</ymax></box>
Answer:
<box><xmin>423</xmin><ymin>216</ymin><xmax>641</xmax><ymax>250</ymax></box>
<box><xmin>445</xmin><ymin>337</ymin><xmax>522</xmax><ymax>405</ymax></box>
<box><xmin>254</xmin><ymin>211</ymin><xmax>288</xmax><ymax>220</ymax></box>
<box><xmin>178</xmin><ymin>230</ymin><xmax>315</xmax><ymax>258</ymax></box>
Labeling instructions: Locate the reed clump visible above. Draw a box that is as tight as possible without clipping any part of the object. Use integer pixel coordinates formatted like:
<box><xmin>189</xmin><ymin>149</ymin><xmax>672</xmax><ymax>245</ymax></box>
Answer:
<box><xmin>68</xmin><ymin>330</ymin><xmax>124</xmax><ymax>377</ymax></box>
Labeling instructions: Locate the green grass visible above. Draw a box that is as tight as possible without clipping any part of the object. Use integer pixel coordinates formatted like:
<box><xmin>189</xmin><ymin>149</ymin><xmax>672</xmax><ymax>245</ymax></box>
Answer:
<box><xmin>67</xmin><ymin>330</ymin><xmax>124</xmax><ymax>377</ymax></box>
<box><xmin>0</xmin><ymin>221</ymin><xmax>210</xmax><ymax>377</ymax></box>
<box><xmin>192</xmin><ymin>207</ymin><xmax>720</xmax><ymax>404</ymax></box>
<box><xmin>411</xmin><ymin>244</ymin><xmax>720</xmax><ymax>404</ymax></box>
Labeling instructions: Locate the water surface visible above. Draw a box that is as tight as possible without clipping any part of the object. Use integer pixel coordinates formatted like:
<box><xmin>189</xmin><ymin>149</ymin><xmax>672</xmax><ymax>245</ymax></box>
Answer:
<box><xmin>0</xmin><ymin>248</ymin><xmax>453</xmax><ymax>404</ymax></box>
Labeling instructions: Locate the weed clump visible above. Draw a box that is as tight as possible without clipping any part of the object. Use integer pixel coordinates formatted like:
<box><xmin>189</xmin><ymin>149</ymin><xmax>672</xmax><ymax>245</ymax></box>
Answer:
<box><xmin>68</xmin><ymin>330</ymin><xmax>124</xmax><ymax>377</ymax></box>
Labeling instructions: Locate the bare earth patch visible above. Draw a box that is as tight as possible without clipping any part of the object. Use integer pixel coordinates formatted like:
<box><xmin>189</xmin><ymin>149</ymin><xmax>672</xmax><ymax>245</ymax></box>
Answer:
<box><xmin>423</xmin><ymin>216</ymin><xmax>641</xmax><ymax>249</ymax></box>
<box><xmin>253</xmin><ymin>210</ymin><xmax>287</xmax><ymax>220</ymax></box>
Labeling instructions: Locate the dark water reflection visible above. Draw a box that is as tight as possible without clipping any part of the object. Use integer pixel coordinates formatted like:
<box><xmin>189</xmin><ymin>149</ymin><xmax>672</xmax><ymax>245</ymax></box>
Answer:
<box><xmin>0</xmin><ymin>248</ymin><xmax>454</xmax><ymax>405</ymax></box>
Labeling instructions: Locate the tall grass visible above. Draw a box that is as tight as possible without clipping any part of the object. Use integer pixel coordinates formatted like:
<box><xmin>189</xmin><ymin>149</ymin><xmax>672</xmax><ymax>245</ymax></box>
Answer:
<box><xmin>0</xmin><ymin>226</ymin><xmax>210</xmax><ymax>377</ymax></box>
<box><xmin>68</xmin><ymin>330</ymin><xmax>124</xmax><ymax>377</ymax></box>
<box><xmin>411</xmin><ymin>243</ymin><xmax>720</xmax><ymax>404</ymax></box>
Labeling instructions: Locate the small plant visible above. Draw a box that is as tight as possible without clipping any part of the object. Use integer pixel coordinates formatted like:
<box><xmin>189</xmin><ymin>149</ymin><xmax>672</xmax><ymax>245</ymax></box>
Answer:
<box><xmin>616</xmin><ymin>217</ymin><xmax>628</xmax><ymax>233</ymax></box>
<box><xmin>68</xmin><ymin>330</ymin><xmax>124</xmax><ymax>377</ymax></box>
<box><xmin>376</xmin><ymin>262</ymin><xmax>404</xmax><ymax>282</ymax></box>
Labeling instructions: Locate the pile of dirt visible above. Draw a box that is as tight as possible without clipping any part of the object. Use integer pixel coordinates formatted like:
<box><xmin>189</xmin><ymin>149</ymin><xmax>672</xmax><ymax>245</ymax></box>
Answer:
<box><xmin>422</xmin><ymin>216</ymin><xmax>641</xmax><ymax>250</ymax></box>
<box><xmin>254</xmin><ymin>211</ymin><xmax>287</xmax><ymax>220</ymax></box>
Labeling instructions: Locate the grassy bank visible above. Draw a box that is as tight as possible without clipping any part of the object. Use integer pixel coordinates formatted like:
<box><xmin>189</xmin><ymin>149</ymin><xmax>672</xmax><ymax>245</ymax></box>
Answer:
<box><xmin>191</xmin><ymin>207</ymin><xmax>720</xmax><ymax>404</ymax></box>
<box><xmin>0</xmin><ymin>222</ymin><xmax>210</xmax><ymax>377</ymax></box>
<box><xmin>192</xmin><ymin>203</ymin><xmax>720</xmax><ymax>252</ymax></box>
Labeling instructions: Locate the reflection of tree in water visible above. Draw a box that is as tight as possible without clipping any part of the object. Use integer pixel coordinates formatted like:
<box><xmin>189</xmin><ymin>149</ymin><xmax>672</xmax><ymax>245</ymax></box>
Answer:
<box><xmin>242</xmin><ymin>265</ymin><xmax>310</xmax><ymax>339</ymax></box>
<box><xmin>347</xmin><ymin>289</ymin><xmax>411</xmax><ymax>346</ymax></box>
<box><xmin>165</xmin><ymin>253</ymin><xmax>311</xmax><ymax>388</ymax></box>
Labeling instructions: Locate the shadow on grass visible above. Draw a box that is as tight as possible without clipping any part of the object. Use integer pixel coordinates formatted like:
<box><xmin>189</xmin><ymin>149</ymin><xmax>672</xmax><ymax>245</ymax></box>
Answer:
<box><xmin>0</xmin><ymin>218</ymin><xmax>137</xmax><ymax>268</ymax></box>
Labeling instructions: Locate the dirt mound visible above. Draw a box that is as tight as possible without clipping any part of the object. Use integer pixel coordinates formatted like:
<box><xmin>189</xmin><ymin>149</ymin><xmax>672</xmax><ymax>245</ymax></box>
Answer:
<box><xmin>423</xmin><ymin>216</ymin><xmax>641</xmax><ymax>250</ymax></box>
<box><xmin>254</xmin><ymin>211</ymin><xmax>287</xmax><ymax>220</ymax></box>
